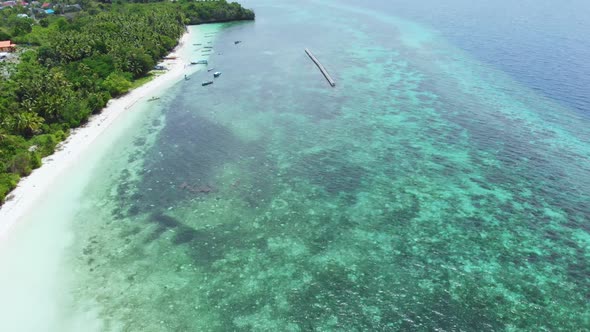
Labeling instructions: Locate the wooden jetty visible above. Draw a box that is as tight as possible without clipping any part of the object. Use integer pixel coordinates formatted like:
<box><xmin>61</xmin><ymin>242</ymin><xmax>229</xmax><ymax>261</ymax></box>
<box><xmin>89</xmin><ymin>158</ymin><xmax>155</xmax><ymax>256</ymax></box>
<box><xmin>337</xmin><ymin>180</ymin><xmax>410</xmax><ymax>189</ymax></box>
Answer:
<box><xmin>305</xmin><ymin>48</ymin><xmax>336</xmax><ymax>87</ymax></box>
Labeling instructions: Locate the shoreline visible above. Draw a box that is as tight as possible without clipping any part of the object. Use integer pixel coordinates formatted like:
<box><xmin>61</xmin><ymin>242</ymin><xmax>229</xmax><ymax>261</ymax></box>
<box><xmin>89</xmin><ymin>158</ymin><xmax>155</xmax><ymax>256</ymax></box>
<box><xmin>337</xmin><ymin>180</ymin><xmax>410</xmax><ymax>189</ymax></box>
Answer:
<box><xmin>0</xmin><ymin>26</ymin><xmax>202</xmax><ymax>239</ymax></box>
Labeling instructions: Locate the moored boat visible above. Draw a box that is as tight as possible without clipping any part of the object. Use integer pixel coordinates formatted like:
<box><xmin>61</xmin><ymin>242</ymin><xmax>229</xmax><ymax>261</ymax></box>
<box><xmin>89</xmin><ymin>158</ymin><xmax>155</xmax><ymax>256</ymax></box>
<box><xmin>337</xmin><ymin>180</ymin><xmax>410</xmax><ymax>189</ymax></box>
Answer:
<box><xmin>213</xmin><ymin>71</ymin><xmax>222</xmax><ymax>78</ymax></box>
<box><xmin>202</xmin><ymin>81</ymin><xmax>213</xmax><ymax>86</ymax></box>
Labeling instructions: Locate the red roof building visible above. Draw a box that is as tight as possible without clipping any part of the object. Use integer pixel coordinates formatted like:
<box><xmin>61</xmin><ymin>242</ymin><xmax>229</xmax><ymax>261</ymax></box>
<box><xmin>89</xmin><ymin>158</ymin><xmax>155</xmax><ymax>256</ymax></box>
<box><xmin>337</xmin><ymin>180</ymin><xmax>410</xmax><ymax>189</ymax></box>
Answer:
<box><xmin>0</xmin><ymin>41</ymin><xmax>16</xmax><ymax>52</ymax></box>
<box><xmin>41</xmin><ymin>2</ymin><xmax>51</xmax><ymax>8</ymax></box>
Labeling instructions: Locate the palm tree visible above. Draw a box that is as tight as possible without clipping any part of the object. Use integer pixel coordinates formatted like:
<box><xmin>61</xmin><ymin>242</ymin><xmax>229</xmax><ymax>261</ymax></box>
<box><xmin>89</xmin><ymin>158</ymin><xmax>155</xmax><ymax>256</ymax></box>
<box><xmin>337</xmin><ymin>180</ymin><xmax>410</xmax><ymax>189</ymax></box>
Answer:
<box><xmin>0</xmin><ymin>129</ymin><xmax>8</xmax><ymax>143</ymax></box>
<box><xmin>12</xmin><ymin>112</ymin><xmax>44</xmax><ymax>137</ymax></box>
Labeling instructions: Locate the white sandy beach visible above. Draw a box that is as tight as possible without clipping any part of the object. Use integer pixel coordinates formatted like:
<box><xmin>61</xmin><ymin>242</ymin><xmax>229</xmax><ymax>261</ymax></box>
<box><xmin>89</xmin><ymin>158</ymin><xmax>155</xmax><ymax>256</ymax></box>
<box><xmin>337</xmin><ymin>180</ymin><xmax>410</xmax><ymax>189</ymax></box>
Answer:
<box><xmin>0</xmin><ymin>27</ymin><xmax>201</xmax><ymax>238</ymax></box>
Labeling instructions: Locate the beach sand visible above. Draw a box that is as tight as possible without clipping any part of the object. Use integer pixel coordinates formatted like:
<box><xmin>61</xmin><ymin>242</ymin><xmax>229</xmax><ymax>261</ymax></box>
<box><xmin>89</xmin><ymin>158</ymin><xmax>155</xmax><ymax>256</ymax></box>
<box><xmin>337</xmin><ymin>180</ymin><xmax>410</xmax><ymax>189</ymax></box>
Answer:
<box><xmin>0</xmin><ymin>25</ymin><xmax>216</xmax><ymax>331</ymax></box>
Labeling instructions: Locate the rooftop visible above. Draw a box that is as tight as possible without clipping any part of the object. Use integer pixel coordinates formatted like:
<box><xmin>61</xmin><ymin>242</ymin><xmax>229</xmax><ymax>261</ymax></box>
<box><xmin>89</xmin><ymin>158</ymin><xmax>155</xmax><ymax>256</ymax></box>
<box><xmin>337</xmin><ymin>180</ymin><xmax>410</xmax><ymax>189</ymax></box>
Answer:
<box><xmin>0</xmin><ymin>40</ymin><xmax>16</xmax><ymax>48</ymax></box>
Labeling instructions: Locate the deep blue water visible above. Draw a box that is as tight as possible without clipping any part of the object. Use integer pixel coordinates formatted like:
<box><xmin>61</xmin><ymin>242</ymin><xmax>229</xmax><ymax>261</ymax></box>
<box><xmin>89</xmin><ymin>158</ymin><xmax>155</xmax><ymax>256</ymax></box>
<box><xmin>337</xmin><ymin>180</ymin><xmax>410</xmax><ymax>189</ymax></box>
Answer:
<box><xmin>333</xmin><ymin>0</ymin><xmax>590</xmax><ymax>115</ymax></box>
<box><xmin>328</xmin><ymin>0</ymin><xmax>590</xmax><ymax>115</ymax></box>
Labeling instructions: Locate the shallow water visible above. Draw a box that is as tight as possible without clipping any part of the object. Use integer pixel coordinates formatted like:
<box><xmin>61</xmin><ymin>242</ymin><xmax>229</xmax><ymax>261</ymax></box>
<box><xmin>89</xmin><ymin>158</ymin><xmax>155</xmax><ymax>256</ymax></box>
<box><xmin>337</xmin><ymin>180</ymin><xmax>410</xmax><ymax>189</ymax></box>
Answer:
<box><xmin>2</xmin><ymin>1</ymin><xmax>590</xmax><ymax>330</ymax></box>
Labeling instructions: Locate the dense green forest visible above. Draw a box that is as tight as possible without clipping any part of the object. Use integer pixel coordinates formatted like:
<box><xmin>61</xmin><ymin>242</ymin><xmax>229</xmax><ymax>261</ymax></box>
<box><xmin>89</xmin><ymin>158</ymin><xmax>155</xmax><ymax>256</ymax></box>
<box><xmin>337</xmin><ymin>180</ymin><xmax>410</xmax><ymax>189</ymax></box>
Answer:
<box><xmin>0</xmin><ymin>1</ymin><xmax>254</xmax><ymax>203</ymax></box>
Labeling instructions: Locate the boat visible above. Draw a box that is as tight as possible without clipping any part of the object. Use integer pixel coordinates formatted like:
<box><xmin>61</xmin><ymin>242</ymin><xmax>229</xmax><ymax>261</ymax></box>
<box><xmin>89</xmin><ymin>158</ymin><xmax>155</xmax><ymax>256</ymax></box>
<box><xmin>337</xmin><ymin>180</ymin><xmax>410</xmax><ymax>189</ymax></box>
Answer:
<box><xmin>234</xmin><ymin>40</ymin><xmax>242</xmax><ymax>45</ymax></box>
<box><xmin>202</xmin><ymin>81</ymin><xmax>213</xmax><ymax>86</ymax></box>
<box><xmin>207</xmin><ymin>68</ymin><xmax>215</xmax><ymax>72</ymax></box>
<box><xmin>147</xmin><ymin>97</ymin><xmax>160</xmax><ymax>102</ymax></box>
<box><xmin>213</xmin><ymin>71</ymin><xmax>222</xmax><ymax>78</ymax></box>
<box><xmin>191</xmin><ymin>60</ymin><xmax>208</xmax><ymax>65</ymax></box>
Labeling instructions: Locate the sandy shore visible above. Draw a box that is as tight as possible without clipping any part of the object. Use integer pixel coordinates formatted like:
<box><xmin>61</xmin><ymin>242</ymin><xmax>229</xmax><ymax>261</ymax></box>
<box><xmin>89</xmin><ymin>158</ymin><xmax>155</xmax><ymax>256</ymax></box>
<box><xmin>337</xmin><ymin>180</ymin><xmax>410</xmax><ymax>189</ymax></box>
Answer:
<box><xmin>0</xmin><ymin>27</ymin><xmax>201</xmax><ymax>238</ymax></box>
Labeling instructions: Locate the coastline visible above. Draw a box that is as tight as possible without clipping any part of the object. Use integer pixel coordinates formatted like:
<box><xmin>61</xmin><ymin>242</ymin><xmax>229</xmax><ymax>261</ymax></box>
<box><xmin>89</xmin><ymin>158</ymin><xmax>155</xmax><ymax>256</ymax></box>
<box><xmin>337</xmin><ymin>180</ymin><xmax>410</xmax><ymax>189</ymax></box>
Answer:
<box><xmin>0</xmin><ymin>26</ymin><xmax>202</xmax><ymax>239</ymax></box>
<box><xmin>0</xmin><ymin>24</ymin><xmax>224</xmax><ymax>331</ymax></box>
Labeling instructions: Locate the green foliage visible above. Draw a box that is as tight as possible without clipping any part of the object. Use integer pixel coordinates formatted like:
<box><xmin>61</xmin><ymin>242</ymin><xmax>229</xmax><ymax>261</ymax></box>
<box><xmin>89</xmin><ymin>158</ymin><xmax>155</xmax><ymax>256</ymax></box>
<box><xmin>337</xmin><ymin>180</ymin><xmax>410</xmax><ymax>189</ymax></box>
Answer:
<box><xmin>0</xmin><ymin>135</ymin><xmax>28</xmax><ymax>165</ymax></box>
<box><xmin>31</xmin><ymin>152</ymin><xmax>42</xmax><ymax>169</ymax></box>
<box><xmin>0</xmin><ymin>173</ymin><xmax>20</xmax><ymax>203</ymax></box>
<box><xmin>102</xmin><ymin>72</ymin><xmax>132</xmax><ymax>96</ymax></box>
<box><xmin>8</xmin><ymin>152</ymin><xmax>34</xmax><ymax>176</ymax></box>
<box><xmin>10</xmin><ymin>112</ymin><xmax>45</xmax><ymax>137</ymax></box>
<box><xmin>8</xmin><ymin>16</ymin><xmax>34</xmax><ymax>37</ymax></box>
<box><xmin>11</xmin><ymin>62</ymin><xmax>77</xmax><ymax>123</ymax></box>
<box><xmin>181</xmin><ymin>0</ymin><xmax>255</xmax><ymax>24</ymax></box>
<box><xmin>29</xmin><ymin>134</ymin><xmax>60</xmax><ymax>156</ymax></box>
<box><xmin>81</xmin><ymin>55</ymin><xmax>116</xmax><ymax>78</ymax></box>
<box><xmin>0</xmin><ymin>30</ymin><xmax>11</xmax><ymax>40</ymax></box>
<box><xmin>87</xmin><ymin>92</ymin><xmax>111</xmax><ymax>113</ymax></box>
<box><xmin>39</xmin><ymin>19</ymin><xmax>50</xmax><ymax>28</ymax></box>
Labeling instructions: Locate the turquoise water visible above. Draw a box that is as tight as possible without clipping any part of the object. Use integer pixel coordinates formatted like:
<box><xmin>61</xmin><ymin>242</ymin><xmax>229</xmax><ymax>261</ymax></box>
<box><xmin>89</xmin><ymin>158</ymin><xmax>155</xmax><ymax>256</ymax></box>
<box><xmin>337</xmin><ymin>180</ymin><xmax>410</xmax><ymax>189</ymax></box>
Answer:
<box><xmin>19</xmin><ymin>0</ymin><xmax>590</xmax><ymax>330</ymax></box>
